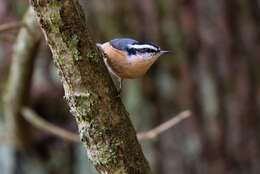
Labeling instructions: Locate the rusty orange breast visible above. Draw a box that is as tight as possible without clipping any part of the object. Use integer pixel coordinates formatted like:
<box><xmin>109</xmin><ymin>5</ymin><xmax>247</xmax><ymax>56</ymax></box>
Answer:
<box><xmin>103</xmin><ymin>42</ymin><xmax>158</xmax><ymax>79</ymax></box>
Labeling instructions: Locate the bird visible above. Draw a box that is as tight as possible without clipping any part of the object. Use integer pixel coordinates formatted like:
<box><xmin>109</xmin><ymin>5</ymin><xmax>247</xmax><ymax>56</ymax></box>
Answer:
<box><xmin>96</xmin><ymin>38</ymin><xmax>170</xmax><ymax>94</ymax></box>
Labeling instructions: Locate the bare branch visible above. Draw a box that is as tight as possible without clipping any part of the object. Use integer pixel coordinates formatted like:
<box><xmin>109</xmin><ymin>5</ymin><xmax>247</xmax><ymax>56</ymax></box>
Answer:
<box><xmin>137</xmin><ymin>110</ymin><xmax>191</xmax><ymax>140</ymax></box>
<box><xmin>0</xmin><ymin>22</ymin><xmax>25</xmax><ymax>33</ymax></box>
<box><xmin>20</xmin><ymin>107</ymin><xmax>191</xmax><ymax>143</ymax></box>
<box><xmin>21</xmin><ymin>107</ymin><xmax>79</xmax><ymax>143</ymax></box>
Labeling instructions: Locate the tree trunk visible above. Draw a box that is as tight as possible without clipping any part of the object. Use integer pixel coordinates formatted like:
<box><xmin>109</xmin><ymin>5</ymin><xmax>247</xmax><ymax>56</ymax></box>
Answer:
<box><xmin>30</xmin><ymin>0</ymin><xmax>152</xmax><ymax>174</ymax></box>
<box><xmin>168</xmin><ymin>0</ymin><xmax>260</xmax><ymax>174</ymax></box>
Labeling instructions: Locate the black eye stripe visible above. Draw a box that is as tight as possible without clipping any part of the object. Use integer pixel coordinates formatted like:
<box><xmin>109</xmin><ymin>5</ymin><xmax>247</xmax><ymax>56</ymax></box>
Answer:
<box><xmin>138</xmin><ymin>48</ymin><xmax>158</xmax><ymax>53</ymax></box>
<box><xmin>127</xmin><ymin>47</ymin><xmax>160</xmax><ymax>55</ymax></box>
<box><xmin>127</xmin><ymin>48</ymin><xmax>137</xmax><ymax>55</ymax></box>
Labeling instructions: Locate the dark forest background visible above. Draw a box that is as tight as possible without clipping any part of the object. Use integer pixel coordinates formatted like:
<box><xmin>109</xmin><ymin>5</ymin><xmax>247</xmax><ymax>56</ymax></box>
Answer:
<box><xmin>1</xmin><ymin>0</ymin><xmax>260</xmax><ymax>174</ymax></box>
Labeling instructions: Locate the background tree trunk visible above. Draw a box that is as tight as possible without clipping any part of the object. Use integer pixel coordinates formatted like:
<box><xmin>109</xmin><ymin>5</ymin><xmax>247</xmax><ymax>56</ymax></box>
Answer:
<box><xmin>2</xmin><ymin>7</ymin><xmax>41</xmax><ymax>174</ymax></box>
<box><xmin>157</xmin><ymin>0</ymin><xmax>260</xmax><ymax>174</ymax></box>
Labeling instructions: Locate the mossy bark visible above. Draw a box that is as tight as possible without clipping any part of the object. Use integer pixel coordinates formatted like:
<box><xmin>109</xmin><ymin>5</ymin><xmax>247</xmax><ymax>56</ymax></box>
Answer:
<box><xmin>30</xmin><ymin>0</ymin><xmax>152</xmax><ymax>173</ymax></box>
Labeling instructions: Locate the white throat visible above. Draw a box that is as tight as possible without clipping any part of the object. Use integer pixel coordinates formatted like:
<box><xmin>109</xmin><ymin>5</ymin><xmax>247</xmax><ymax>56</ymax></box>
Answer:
<box><xmin>127</xmin><ymin>53</ymin><xmax>159</xmax><ymax>62</ymax></box>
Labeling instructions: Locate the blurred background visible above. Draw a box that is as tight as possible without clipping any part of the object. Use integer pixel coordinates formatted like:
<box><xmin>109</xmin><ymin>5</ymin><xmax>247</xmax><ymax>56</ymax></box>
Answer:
<box><xmin>1</xmin><ymin>0</ymin><xmax>260</xmax><ymax>174</ymax></box>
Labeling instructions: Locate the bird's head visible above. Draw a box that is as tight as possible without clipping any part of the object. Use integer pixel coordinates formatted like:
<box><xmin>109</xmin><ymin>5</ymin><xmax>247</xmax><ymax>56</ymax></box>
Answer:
<box><xmin>126</xmin><ymin>42</ymin><xmax>170</xmax><ymax>60</ymax></box>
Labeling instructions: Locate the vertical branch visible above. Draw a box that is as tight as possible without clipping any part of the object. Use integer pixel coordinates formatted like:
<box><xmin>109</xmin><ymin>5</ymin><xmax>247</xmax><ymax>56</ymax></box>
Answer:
<box><xmin>30</xmin><ymin>0</ymin><xmax>152</xmax><ymax>174</ymax></box>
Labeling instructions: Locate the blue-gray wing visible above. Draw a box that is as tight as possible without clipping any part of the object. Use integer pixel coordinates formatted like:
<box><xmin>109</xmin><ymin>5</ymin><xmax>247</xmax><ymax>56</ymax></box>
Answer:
<box><xmin>110</xmin><ymin>38</ymin><xmax>138</xmax><ymax>51</ymax></box>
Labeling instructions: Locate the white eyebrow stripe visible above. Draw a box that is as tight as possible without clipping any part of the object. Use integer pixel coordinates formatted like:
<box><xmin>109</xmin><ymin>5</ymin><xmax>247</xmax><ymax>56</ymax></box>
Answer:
<box><xmin>128</xmin><ymin>44</ymin><xmax>158</xmax><ymax>50</ymax></box>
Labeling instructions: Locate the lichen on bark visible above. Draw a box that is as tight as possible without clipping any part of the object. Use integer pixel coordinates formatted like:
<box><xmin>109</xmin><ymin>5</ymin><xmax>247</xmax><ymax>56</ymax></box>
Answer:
<box><xmin>30</xmin><ymin>0</ymin><xmax>152</xmax><ymax>173</ymax></box>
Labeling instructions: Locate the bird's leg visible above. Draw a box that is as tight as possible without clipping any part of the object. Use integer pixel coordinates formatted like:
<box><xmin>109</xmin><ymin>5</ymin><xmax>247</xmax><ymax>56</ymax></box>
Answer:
<box><xmin>118</xmin><ymin>78</ymin><xmax>123</xmax><ymax>95</ymax></box>
<box><xmin>102</xmin><ymin>56</ymin><xmax>123</xmax><ymax>97</ymax></box>
<box><xmin>114</xmin><ymin>78</ymin><xmax>123</xmax><ymax>98</ymax></box>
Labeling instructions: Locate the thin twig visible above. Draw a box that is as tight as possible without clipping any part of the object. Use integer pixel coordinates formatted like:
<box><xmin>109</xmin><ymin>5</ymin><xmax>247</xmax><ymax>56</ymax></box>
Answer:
<box><xmin>20</xmin><ymin>107</ymin><xmax>191</xmax><ymax>143</ymax></box>
<box><xmin>0</xmin><ymin>22</ymin><xmax>25</xmax><ymax>33</ymax></box>
<box><xmin>137</xmin><ymin>110</ymin><xmax>191</xmax><ymax>140</ymax></box>
<box><xmin>21</xmin><ymin>107</ymin><xmax>79</xmax><ymax>143</ymax></box>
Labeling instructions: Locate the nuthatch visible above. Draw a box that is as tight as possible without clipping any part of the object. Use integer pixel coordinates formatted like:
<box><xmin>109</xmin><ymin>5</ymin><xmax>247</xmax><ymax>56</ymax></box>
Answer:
<box><xmin>96</xmin><ymin>38</ymin><xmax>170</xmax><ymax>93</ymax></box>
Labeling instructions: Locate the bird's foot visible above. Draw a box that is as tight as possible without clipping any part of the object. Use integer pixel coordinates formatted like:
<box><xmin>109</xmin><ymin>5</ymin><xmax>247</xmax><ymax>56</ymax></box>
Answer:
<box><xmin>115</xmin><ymin>89</ymin><xmax>122</xmax><ymax>98</ymax></box>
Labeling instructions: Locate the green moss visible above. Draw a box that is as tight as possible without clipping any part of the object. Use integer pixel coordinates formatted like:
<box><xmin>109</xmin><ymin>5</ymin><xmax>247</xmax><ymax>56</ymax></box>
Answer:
<box><xmin>79</xmin><ymin>123</ymin><xmax>122</xmax><ymax>168</ymax></box>
<box><xmin>86</xmin><ymin>49</ymin><xmax>99</xmax><ymax>63</ymax></box>
<box><xmin>50</xmin><ymin>23</ymin><xmax>60</xmax><ymax>34</ymax></box>
<box><xmin>47</xmin><ymin>1</ymin><xmax>62</xmax><ymax>35</ymax></box>
<box><xmin>89</xmin><ymin>144</ymin><xmax>118</xmax><ymax>167</ymax></box>
<box><xmin>49</xmin><ymin>1</ymin><xmax>62</xmax><ymax>11</ymax></box>
<box><xmin>90</xmin><ymin>127</ymin><xmax>124</xmax><ymax>167</ymax></box>
<box><xmin>41</xmin><ymin>14</ymin><xmax>60</xmax><ymax>35</ymax></box>
<box><xmin>47</xmin><ymin>2</ymin><xmax>82</xmax><ymax>61</ymax></box>
<box><xmin>69</xmin><ymin>34</ymin><xmax>82</xmax><ymax>61</ymax></box>
<box><xmin>78</xmin><ymin>117</ymin><xmax>124</xmax><ymax>169</ymax></box>
<box><xmin>74</xmin><ymin>91</ymin><xmax>99</xmax><ymax>116</ymax></box>
<box><xmin>100</xmin><ymin>148</ymin><xmax>118</xmax><ymax>165</ymax></box>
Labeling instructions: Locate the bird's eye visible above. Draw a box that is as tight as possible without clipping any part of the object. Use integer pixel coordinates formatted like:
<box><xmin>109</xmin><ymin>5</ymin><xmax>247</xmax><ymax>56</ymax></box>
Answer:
<box><xmin>144</xmin><ymin>48</ymin><xmax>151</xmax><ymax>53</ymax></box>
<box><xmin>127</xmin><ymin>48</ymin><xmax>136</xmax><ymax>55</ymax></box>
<box><xmin>140</xmin><ymin>48</ymin><xmax>147</xmax><ymax>53</ymax></box>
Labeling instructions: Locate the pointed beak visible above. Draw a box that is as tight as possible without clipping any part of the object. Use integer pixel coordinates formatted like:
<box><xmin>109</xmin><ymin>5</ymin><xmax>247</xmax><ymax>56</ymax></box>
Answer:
<box><xmin>160</xmin><ymin>50</ymin><xmax>171</xmax><ymax>54</ymax></box>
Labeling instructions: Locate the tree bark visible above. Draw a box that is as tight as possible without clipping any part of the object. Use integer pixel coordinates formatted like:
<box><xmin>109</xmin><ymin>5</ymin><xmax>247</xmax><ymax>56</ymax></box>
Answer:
<box><xmin>30</xmin><ymin>0</ymin><xmax>152</xmax><ymax>174</ymax></box>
